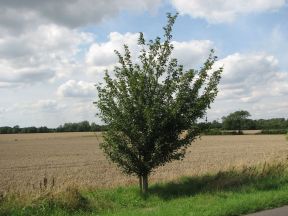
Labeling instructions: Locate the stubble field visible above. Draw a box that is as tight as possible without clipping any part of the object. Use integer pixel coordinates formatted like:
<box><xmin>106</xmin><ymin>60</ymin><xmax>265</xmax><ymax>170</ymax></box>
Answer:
<box><xmin>0</xmin><ymin>132</ymin><xmax>287</xmax><ymax>193</ymax></box>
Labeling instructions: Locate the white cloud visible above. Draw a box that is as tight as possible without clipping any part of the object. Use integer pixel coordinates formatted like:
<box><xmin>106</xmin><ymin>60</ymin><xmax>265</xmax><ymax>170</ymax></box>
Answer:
<box><xmin>218</xmin><ymin>53</ymin><xmax>278</xmax><ymax>85</ymax></box>
<box><xmin>0</xmin><ymin>66</ymin><xmax>55</xmax><ymax>83</ymax></box>
<box><xmin>0</xmin><ymin>82</ymin><xmax>16</xmax><ymax>88</ymax></box>
<box><xmin>57</xmin><ymin>80</ymin><xmax>96</xmax><ymax>98</ymax></box>
<box><xmin>0</xmin><ymin>98</ymin><xmax>98</xmax><ymax>127</ymax></box>
<box><xmin>171</xmin><ymin>0</ymin><xmax>287</xmax><ymax>23</ymax></box>
<box><xmin>0</xmin><ymin>24</ymin><xmax>92</xmax><ymax>86</ymax></box>
<box><xmin>172</xmin><ymin>40</ymin><xmax>213</xmax><ymax>68</ymax></box>
<box><xmin>0</xmin><ymin>1</ymin><xmax>286</xmax><ymax>127</ymax></box>
<box><xmin>206</xmin><ymin>52</ymin><xmax>288</xmax><ymax>120</ymax></box>
<box><xmin>86</xmin><ymin>32</ymin><xmax>214</xmax><ymax>74</ymax></box>
<box><xmin>86</xmin><ymin>32</ymin><xmax>140</xmax><ymax>74</ymax></box>
<box><xmin>31</xmin><ymin>99</ymin><xmax>64</xmax><ymax>112</ymax></box>
<box><xmin>215</xmin><ymin>52</ymin><xmax>283</xmax><ymax>101</ymax></box>
<box><xmin>270</xmin><ymin>72</ymin><xmax>288</xmax><ymax>95</ymax></box>
<box><xmin>3</xmin><ymin>99</ymin><xmax>65</xmax><ymax>117</ymax></box>
<box><xmin>0</xmin><ymin>107</ymin><xmax>6</xmax><ymax>115</ymax></box>
<box><xmin>0</xmin><ymin>0</ymin><xmax>162</xmax><ymax>34</ymax></box>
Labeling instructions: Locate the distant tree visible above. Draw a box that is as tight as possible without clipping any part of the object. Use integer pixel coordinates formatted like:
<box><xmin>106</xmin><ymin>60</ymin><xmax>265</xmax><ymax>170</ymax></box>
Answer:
<box><xmin>0</xmin><ymin>126</ymin><xmax>12</xmax><ymax>134</ymax></box>
<box><xmin>63</xmin><ymin>123</ymin><xmax>78</xmax><ymax>132</ymax></box>
<box><xmin>77</xmin><ymin>121</ymin><xmax>91</xmax><ymax>132</ymax></box>
<box><xmin>91</xmin><ymin>122</ymin><xmax>106</xmax><ymax>131</ymax></box>
<box><xmin>256</xmin><ymin>118</ymin><xmax>287</xmax><ymax>130</ymax></box>
<box><xmin>95</xmin><ymin>13</ymin><xmax>222</xmax><ymax>194</ymax></box>
<box><xmin>28</xmin><ymin>127</ymin><xmax>37</xmax><ymax>133</ymax></box>
<box><xmin>12</xmin><ymin>125</ymin><xmax>20</xmax><ymax>133</ymax></box>
<box><xmin>222</xmin><ymin>110</ymin><xmax>251</xmax><ymax>133</ymax></box>
<box><xmin>55</xmin><ymin>121</ymin><xmax>106</xmax><ymax>132</ymax></box>
<box><xmin>91</xmin><ymin>122</ymin><xmax>99</xmax><ymax>131</ymax></box>
<box><xmin>211</xmin><ymin>120</ymin><xmax>222</xmax><ymax>129</ymax></box>
<box><xmin>37</xmin><ymin>126</ymin><xmax>49</xmax><ymax>133</ymax></box>
<box><xmin>202</xmin><ymin>120</ymin><xmax>222</xmax><ymax>130</ymax></box>
<box><xmin>56</xmin><ymin>125</ymin><xmax>64</xmax><ymax>132</ymax></box>
<box><xmin>244</xmin><ymin>119</ymin><xmax>256</xmax><ymax>130</ymax></box>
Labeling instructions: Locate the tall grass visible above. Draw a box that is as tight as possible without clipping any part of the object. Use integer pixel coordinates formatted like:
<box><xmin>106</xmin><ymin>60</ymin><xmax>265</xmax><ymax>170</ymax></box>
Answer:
<box><xmin>1</xmin><ymin>161</ymin><xmax>288</xmax><ymax>216</ymax></box>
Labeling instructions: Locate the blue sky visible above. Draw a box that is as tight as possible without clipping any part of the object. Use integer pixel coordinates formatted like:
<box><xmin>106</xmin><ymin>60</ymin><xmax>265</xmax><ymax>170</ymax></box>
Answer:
<box><xmin>94</xmin><ymin>3</ymin><xmax>288</xmax><ymax>66</ymax></box>
<box><xmin>0</xmin><ymin>0</ymin><xmax>287</xmax><ymax>127</ymax></box>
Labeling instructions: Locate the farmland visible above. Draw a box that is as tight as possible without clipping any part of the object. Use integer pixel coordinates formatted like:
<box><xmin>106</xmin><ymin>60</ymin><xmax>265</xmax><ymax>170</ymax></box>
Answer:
<box><xmin>0</xmin><ymin>132</ymin><xmax>287</xmax><ymax>194</ymax></box>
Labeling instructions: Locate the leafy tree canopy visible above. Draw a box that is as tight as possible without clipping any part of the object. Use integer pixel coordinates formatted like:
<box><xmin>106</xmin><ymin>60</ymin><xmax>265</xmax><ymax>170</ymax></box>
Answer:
<box><xmin>95</xmin><ymin>13</ymin><xmax>222</xmax><ymax>193</ymax></box>
<box><xmin>222</xmin><ymin>110</ymin><xmax>251</xmax><ymax>132</ymax></box>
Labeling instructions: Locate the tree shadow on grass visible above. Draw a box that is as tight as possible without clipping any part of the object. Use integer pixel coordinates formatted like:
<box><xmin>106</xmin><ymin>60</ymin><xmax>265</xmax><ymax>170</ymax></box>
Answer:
<box><xmin>149</xmin><ymin>162</ymin><xmax>287</xmax><ymax>200</ymax></box>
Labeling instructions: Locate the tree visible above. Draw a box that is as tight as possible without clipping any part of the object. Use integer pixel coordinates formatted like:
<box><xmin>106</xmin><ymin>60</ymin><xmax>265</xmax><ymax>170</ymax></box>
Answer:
<box><xmin>77</xmin><ymin>121</ymin><xmax>91</xmax><ymax>132</ymax></box>
<box><xmin>222</xmin><ymin>110</ymin><xmax>251</xmax><ymax>133</ymax></box>
<box><xmin>95</xmin><ymin>13</ymin><xmax>223</xmax><ymax>194</ymax></box>
<box><xmin>13</xmin><ymin>125</ymin><xmax>20</xmax><ymax>133</ymax></box>
<box><xmin>91</xmin><ymin>122</ymin><xmax>106</xmax><ymax>131</ymax></box>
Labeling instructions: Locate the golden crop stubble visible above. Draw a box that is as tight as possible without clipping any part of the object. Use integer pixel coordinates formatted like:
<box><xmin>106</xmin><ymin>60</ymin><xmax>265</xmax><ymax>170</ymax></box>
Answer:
<box><xmin>0</xmin><ymin>132</ymin><xmax>287</xmax><ymax>193</ymax></box>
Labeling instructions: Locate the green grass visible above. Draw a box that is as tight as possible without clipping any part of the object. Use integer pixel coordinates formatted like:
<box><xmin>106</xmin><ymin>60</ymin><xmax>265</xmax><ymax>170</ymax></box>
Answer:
<box><xmin>2</xmin><ymin>162</ymin><xmax>288</xmax><ymax>216</ymax></box>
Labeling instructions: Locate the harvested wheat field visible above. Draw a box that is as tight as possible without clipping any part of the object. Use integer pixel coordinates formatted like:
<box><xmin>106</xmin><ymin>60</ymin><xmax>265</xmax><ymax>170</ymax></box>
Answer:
<box><xmin>0</xmin><ymin>132</ymin><xmax>287</xmax><ymax>193</ymax></box>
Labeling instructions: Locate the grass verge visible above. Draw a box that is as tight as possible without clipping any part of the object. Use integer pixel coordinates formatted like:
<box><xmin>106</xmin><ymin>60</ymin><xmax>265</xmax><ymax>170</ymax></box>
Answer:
<box><xmin>1</xmin><ymin>162</ymin><xmax>288</xmax><ymax>216</ymax></box>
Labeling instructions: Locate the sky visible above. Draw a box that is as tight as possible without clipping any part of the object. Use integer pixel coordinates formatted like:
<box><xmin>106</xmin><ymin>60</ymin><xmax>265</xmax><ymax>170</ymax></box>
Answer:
<box><xmin>0</xmin><ymin>0</ymin><xmax>287</xmax><ymax>127</ymax></box>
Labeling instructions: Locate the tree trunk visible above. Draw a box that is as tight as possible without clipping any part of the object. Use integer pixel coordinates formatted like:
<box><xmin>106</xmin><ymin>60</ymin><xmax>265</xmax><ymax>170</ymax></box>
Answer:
<box><xmin>142</xmin><ymin>174</ymin><xmax>148</xmax><ymax>194</ymax></box>
<box><xmin>138</xmin><ymin>174</ymin><xmax>148</xmax><ymax>194</ymax></box>
<box><xmin>139</xmin><ymin>176</ymin><xmax>143</xmax><ymax>193</ymax></box>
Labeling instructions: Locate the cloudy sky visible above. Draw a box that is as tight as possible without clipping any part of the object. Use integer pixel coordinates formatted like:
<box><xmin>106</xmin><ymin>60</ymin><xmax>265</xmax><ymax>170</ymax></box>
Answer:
<box><xmin>0</xmin><ymin>0</ymin><xmax>287</xmax><ymax>127</ymax></box>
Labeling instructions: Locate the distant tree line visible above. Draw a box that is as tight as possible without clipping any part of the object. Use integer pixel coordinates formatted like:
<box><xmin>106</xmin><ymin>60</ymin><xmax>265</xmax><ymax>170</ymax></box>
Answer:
<box><xmin>202</xmin><ymin>110</ymin><xmax>288</xmax><ymax>134</ymax></box>
<box><xmin>0</xmin><ymin>112</ymin><xmax>287</xmax><ymax>134</ymax></box>
<box><xmin>210</xmin><ymin>116</ymin><xmax>288</xmax><ymax>130</ymax></box>
<box><xmin>56</xmin><ymin>121</ymin><xmax>107</xmax><ymax>132</ymax></box>
<box><xmin>0</xmin><ymin>121</ymin><xmax>107</xmax><ymax>134</ymax></box>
